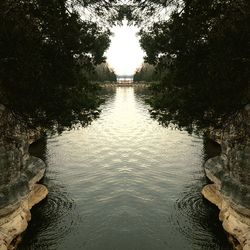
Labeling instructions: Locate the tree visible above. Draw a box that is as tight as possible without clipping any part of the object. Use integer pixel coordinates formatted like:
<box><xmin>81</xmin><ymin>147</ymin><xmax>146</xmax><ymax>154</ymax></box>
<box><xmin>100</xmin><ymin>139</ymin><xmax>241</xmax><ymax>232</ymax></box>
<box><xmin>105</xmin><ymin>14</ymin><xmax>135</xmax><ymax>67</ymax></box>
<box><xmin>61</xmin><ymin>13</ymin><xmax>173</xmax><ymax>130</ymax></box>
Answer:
<box><xmin>0</xmin><ymin>0</ymin><xmax>113</xmax><ymax>132</ymax></box>
<box><xmin>91</xmin><ymin>63</ymin><xmax>117</xmax><ymax>82</ymax></box>
<box><xmin>133</xmin><ymin>63</ymin><xmax>158</xmax><ymax>82</ymax></box>
<box><xmin>139</xmin><ymin>0</ymin><xmax>250</xmax><ymax>132</ymax></box>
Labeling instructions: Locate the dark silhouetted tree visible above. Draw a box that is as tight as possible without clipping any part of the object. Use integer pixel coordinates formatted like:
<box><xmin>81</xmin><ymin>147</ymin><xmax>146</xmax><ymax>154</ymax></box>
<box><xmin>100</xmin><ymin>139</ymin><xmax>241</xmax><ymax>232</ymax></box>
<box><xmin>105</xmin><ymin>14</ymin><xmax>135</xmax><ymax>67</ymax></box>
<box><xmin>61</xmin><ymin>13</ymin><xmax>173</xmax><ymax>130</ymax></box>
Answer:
<box><xmin>0</xmin><ymin>0</ymin><xmax>114</xmax><ymax>132</ymax></box>
<box><xmin>138</xmin><ymin>0</ymin><xmax>250</xmax><ymax>131</ymax></box>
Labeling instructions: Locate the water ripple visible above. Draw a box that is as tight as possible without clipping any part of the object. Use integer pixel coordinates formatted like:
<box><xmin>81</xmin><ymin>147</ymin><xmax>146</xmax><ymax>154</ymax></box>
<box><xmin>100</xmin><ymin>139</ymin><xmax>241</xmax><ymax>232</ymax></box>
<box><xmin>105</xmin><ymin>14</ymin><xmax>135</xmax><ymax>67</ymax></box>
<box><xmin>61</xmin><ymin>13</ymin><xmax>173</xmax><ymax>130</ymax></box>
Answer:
<box><xmin>19</xmin><ymin>87</ymin><xmax>231</xmax><ymax>250</ymax></box>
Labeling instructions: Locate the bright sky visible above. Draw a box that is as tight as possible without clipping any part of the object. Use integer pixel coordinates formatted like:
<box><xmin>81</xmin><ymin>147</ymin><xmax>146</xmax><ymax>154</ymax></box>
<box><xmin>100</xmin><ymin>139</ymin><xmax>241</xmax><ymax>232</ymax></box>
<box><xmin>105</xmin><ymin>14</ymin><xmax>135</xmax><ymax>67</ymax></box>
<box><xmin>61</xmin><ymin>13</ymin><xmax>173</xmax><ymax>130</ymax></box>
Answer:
<box><xmin>105</xmin><ymin>21</ymin><xmax>145</xmax><ymax>76</ymax></box>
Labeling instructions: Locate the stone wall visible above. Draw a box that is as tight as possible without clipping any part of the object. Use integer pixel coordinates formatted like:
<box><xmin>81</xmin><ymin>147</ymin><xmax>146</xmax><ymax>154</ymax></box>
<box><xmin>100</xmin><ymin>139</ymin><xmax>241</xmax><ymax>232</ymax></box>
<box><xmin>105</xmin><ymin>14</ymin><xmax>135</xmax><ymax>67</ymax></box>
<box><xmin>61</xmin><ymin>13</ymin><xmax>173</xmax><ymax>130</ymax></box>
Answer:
<box><xmin>202</xmin><ymin>105</ymin><xmax>250</xmax><ymax>250</ymax></box>
<box><xmin>0</xmin><ymin>105</ymin><xmax>48</xmax><ymax>250</ymax></box>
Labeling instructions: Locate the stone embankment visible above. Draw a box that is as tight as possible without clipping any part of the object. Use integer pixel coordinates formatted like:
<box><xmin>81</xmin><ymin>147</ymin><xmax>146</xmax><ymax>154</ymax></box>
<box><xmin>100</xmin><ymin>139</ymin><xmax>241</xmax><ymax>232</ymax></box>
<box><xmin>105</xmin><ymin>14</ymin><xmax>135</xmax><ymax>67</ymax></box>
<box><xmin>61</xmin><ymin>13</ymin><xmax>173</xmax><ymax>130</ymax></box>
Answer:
<box><xmin>0</xmin><ymin>105</ymin><xmax>48</xmax><ymax>250</ymax></box>
<box><xmin>202</xmin><ymin>105</ymin><xmax>250</xmax><ymax>250</ymax></box>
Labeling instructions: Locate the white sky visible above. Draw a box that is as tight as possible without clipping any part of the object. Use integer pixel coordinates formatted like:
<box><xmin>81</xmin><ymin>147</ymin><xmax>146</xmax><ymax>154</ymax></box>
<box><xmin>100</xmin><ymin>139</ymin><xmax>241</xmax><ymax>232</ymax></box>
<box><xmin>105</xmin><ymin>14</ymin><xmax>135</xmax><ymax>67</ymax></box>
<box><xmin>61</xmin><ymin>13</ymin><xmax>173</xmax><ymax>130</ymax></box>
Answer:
<box><xmin>105</xmin><ymin>21</ymin><xmax>145</xmax><ymax>76</ymax></box>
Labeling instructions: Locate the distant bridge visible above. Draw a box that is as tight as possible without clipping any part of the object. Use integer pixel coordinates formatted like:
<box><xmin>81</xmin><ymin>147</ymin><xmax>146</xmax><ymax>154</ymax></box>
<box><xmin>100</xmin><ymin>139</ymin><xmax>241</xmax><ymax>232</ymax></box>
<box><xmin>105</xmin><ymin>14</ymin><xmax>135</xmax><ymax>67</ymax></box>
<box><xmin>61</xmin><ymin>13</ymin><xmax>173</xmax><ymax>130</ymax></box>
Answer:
<box><xmin>117</xmin><ymin>75</ymin><xmax>134</xmax><ymax>83</ymax></box>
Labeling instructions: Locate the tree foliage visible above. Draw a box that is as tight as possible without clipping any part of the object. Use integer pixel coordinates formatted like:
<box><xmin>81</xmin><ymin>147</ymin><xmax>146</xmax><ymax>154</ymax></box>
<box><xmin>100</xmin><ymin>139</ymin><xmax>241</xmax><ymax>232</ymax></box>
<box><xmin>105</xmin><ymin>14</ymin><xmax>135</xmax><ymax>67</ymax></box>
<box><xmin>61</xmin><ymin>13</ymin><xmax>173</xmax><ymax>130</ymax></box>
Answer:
<box><xmin>1</xmin><ymin>0</ymin><xmax>249</xmax><ymax>133</ymax></box>
<box><xmin>0</xmin><ymin>0</ymin><xmax>113</xmax><ymax>132</ymax></box>
<box><xmin>70</xmin><ymin>0</ymin><xmax>123</xmax><ymax>26</ymax></box>
<box><xmin>139</xmin><ymin>0</ymin><xmax>250</xmax><ymax>131</ymax></box>
<box><xmin>133</xmin><ymin>63</ymin><xmax>158</xmax><ymax>82</ymax></box>
<box><xmin>91</xmin><ymin>63</ymin><xmax>117</xmax><ymax>82</ymax></box>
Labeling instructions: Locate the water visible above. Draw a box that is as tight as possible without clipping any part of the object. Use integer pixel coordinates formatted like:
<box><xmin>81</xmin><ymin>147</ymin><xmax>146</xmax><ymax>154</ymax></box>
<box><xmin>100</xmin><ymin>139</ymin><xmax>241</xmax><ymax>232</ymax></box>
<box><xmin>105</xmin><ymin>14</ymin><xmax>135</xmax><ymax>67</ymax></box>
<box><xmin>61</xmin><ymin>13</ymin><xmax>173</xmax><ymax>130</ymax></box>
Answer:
<box><xmin>19</xmin><ymin>87</ymin><xmax>231</xmax><ymax>250</ymax></box>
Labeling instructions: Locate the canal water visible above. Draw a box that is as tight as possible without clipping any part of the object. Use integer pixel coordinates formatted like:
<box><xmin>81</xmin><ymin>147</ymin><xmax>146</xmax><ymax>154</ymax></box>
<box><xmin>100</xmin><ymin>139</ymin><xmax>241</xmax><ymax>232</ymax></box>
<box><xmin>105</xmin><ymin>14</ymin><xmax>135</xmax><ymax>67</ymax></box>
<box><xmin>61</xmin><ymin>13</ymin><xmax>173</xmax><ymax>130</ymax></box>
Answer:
<box><xmin>19</xmin><ymin>87</ymin><xmax>231</xmax><ymax>250</ymax></box>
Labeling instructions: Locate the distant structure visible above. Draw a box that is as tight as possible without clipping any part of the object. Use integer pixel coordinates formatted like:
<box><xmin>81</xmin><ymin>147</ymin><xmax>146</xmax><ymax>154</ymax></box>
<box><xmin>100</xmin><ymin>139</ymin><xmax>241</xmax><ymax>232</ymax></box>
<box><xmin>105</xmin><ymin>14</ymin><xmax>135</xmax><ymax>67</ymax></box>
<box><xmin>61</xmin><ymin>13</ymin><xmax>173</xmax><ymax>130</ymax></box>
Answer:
<box><xmin>117</xmin><ymin>75</ymin><xmax>134</xmax><ymax>84</ymax></box>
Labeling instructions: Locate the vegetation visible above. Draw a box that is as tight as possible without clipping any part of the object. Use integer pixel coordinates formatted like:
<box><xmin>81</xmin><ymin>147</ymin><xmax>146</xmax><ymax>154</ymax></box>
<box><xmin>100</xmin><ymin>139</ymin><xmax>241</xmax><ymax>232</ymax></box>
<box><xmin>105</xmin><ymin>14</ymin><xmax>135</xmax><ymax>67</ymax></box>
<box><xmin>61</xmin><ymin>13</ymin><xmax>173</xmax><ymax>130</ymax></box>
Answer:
<box><xmin>137</xmin><ymin>0</ymin><xmax>250</xmax><ymax>132</ymax></box>
<box><xmin>133</xmin><ymin>63</ymin><xmax>158</xmax><ymax>82</ymax></box>
<box><xmin>1</xmin><ymin>0</ymin><xmax>249</xmax><ymax>133</ymax></box>
<box><xmin>0</xmin><ymin>0</ymin><xmax>114</xmax><ymax>132</ymax></box>
<box><xmin>91</xmin><ymin>63</ymin><xmax>117</xmax><ymax>83</ymax></box>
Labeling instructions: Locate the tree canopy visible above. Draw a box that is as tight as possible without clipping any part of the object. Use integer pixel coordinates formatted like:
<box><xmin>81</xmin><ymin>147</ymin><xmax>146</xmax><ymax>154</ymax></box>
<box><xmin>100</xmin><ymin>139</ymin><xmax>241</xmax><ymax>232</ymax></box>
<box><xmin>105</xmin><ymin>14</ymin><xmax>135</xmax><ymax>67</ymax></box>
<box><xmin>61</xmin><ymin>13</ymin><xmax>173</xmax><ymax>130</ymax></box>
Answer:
<box><xmin>0</xmin><ymin>0</ymin><xmax>114</xmax><ymax>132</ymax></box>
<box><xmin>138</xmin><ymin>0</ymin><xmax>250</xmax><ymax>132</ymax></box>
<box><xmin>1</xmin><ymin>0</ymin><xmax>249</xmax><ymax>133</ymax></box>
<box><xmin>91</xmin><ymin>63</ymin><xmax>117</xmax><ymax>82</ymax></box>
<box><xmin>133</xmin><ymin>63</ymin><xmax>158</xmax><ymax>82</ymax></box>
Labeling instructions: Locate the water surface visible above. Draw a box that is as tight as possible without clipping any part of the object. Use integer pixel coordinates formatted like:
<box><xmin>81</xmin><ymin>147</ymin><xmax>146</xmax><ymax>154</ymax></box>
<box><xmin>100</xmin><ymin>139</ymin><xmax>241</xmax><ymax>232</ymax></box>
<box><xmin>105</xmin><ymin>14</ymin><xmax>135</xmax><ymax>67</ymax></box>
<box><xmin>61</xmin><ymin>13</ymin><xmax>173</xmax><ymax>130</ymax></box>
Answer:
<box><xmin>19</xmin><ymin>87</ymin><xmax>231</xmax><ymax>250</ymax></box>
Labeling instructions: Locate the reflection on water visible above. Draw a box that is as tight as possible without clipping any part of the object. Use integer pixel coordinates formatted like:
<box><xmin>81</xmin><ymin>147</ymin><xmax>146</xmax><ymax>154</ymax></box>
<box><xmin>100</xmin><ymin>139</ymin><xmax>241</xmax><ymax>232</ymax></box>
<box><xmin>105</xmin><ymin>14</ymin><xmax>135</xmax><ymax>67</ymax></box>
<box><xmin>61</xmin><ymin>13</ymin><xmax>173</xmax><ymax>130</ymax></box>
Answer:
<box><xmin>19</xmin><ymin>87</ymin><xmax>231</xmax><ymax>250</ymax></box>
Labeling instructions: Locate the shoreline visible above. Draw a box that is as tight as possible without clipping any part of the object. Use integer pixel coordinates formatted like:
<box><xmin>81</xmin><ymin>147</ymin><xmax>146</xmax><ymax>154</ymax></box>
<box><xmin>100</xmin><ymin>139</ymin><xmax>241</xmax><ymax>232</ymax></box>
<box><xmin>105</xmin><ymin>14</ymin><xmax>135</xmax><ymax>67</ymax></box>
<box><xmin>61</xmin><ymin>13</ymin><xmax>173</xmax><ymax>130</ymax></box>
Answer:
<box><xmin>202</xmin><ymin>169</ymin><xmax>250</xmax><ymax>250</ymax></box>
<box><xmin>0</xmin><ymin>167</ymin><xmax>48</xmax><ymax>250</ymax></box>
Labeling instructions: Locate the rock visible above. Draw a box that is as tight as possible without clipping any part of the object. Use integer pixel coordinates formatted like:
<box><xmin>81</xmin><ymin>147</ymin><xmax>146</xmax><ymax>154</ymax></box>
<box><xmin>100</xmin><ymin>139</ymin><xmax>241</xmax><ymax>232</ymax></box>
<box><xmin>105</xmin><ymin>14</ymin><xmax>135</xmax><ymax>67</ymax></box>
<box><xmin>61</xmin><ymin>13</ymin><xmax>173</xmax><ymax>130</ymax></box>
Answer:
<box><xmin>0</xmin><ymin>184</ymin><xmax>48</xmax><ymax>250</ymax></box>
<box><xmin>0</xmin><ymin>105</ymin><xmax>48</xmax><ymax>249</ymax></box>
<box><xmin>202</xmin><ymin>105</ymin><xmax>250</xmax><ymax>250</ymax></box>
<box><xmin>202</xmin><ymin>184</ymin><xmax>250</xmax><ymax>250</ymax></box>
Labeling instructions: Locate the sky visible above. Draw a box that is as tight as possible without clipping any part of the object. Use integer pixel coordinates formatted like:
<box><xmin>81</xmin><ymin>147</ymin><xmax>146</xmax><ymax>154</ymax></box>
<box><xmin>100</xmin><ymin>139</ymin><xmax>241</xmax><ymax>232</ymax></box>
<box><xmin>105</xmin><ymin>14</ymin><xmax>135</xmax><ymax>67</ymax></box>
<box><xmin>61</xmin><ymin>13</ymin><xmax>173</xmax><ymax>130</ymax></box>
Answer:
<box><xmin>105</xmin><ymin>21</ymin><xmax>145</xmax><ymax>76</ymax></box>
